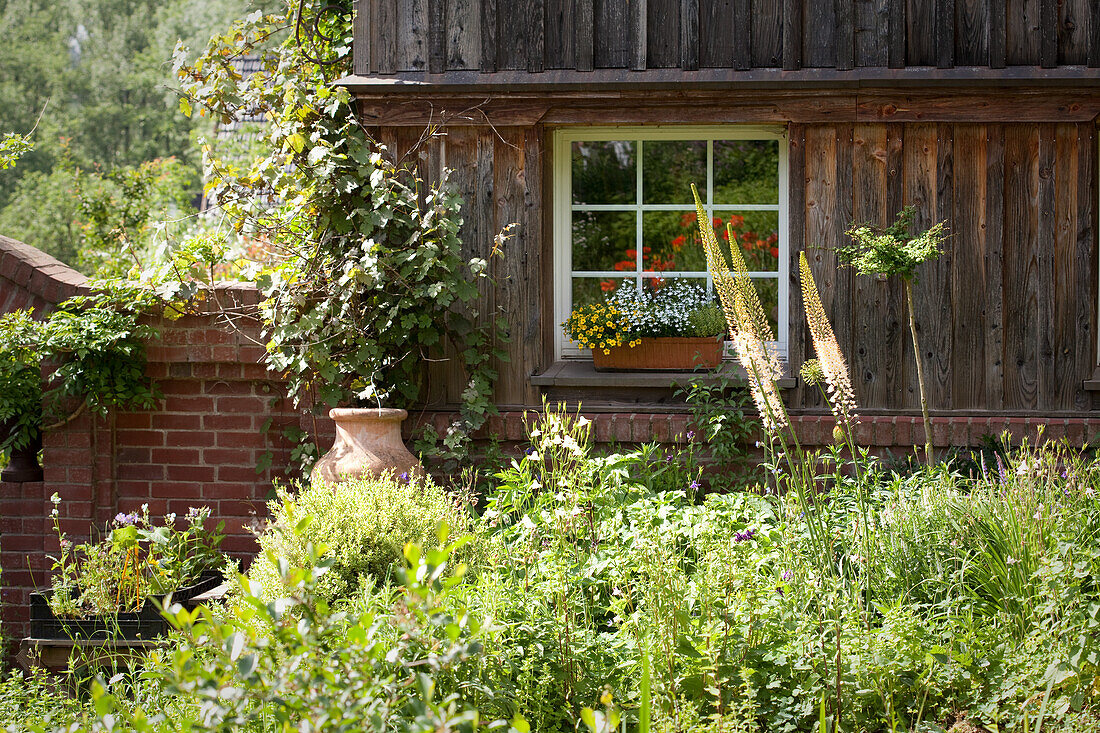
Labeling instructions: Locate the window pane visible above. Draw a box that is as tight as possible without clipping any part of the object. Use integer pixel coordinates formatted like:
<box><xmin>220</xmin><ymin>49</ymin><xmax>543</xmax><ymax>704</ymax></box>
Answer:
<box><xmin>642</xmin><ymin>140</ymin><xmax>706</xmax><ymax>204</ymax></box>
<box><xmin>572</xmin><ymin>277</ymin><xmax>634</xmax><ymax>307</ymax></box>
<box><xmin>713</xmin><ymin>210</ymin><xmax>780</xmax><ymax>273</ymax></box>
<box><xmin>572</xmin><ymin>211</ymin><xmax>637</xmax><ymax>272</ymax></box>
<box><xmin>572</xmin><ymin>141</ymin><xmax>635</xmax><ymax>204</ymax></box>
<box><xmin>713</xmin><ymin>140</ymin><xmax>779</xmax><ymax>205</ymax></box>
<box><xmin>641</xmin><ymin>211</ymin><xmax>707</xmax><ymax>273</ymax></box>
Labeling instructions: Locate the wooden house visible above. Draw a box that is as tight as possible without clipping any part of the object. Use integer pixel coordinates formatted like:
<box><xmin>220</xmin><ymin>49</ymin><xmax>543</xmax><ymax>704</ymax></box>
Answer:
<box><xmin>339</xmin><ymin>0</ymin><xmax>1100</xmax><ymax>446</ymax></box>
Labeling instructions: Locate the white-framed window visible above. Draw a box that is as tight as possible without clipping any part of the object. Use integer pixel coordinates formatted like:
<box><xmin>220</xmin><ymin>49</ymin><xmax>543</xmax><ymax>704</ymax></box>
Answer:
<box><xmin>553</xmin><ymin>126</ymin><xmax>789</xmax><ymax>361</ymax></box>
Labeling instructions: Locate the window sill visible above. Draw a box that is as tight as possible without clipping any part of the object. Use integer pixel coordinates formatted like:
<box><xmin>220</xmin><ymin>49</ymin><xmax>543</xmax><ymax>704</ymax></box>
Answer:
<box><xmin>530</xmin><ymin>361</ymin><xmax>797</xmax><ymax>390</ymax></box>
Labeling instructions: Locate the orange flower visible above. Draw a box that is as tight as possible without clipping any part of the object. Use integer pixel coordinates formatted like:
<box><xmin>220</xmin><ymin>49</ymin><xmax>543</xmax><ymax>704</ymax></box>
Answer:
<box><xmin>728</xmin><ymin>214</ymin><xmax>745</xmax><ymax>228</ymax></box>
<box><xmin>680</xmin><ymin>212</ymin><xmax>698</xmax><ymax>227</ymax></box>
<box><xmin>670</xmin><ymin>235</ymin><xmax>686</xmax><ymax>251</ymax></box>
<box><xmin>600</xmin><ymin>280</ymin><xmax>616</xmax><ymax>292</ymax></box>
<box><xmin>770</xmin><ymin>246</ymin><xmax>779</xmax><ymax>258</ymax></box>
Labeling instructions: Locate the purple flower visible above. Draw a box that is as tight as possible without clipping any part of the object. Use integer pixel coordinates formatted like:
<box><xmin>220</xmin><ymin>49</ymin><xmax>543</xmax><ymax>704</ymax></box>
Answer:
<box><xmin>775</xmin><ymin>586</ymin><xmax>784</xmax><ymax>595</ymax></box>
<box><xmin>995</xmin><ymin>454</ymin><xmax>1008</xmax><ymax>484</ymax></box>
<box><xmin>781</xmin><ymin>570</ymin><xmax>793</xmax><ymax>581</ymax></box>
<box><xmin>113</xmin><ymin>512</ymin><xmax>138</xmax><ymax>527</ymax></box>
<box><xmin>689</xmin><ymin>479</ymin><xmax>701</xmax><ymax>492</ymax></box>
<box><xmin>686</xmin><ymin>430</ymin><xmax>696</xmax><ymax>441</ymax></box>
<box><xmin>734</xmin><ymin>528</ymin><xmax>755</xmax><ymax>542</ymax></box>
<box><xmin>398</xmin><ymin>472</ymin><xmax>410</xmax><ymax>484</ymax></box>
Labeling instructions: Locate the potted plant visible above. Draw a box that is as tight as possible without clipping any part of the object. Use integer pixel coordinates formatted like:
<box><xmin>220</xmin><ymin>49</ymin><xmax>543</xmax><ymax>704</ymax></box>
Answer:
<box><xmin>31</xmin><ymin>501</ymin><xmax>226</xmax><ymax>641</ymax></box>
<box><xmin>563</xmin><ymin>281</ymin><xmax>728</xmax><ymax>371</ymax></box>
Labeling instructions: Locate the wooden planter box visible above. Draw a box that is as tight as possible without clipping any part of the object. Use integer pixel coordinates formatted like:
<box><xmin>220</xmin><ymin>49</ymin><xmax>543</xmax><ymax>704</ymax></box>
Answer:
<box><xmin>29</xmin><ymin>571</ymin><xmax>223</xmax><ymax>641</ymax></box>
<box><xmin>592</xmin><ymin>336</ymin><xmax>724</xmax><ymax>372</ymax></box>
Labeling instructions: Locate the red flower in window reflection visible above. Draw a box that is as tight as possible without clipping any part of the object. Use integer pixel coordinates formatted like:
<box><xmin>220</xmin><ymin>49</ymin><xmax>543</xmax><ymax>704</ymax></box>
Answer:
<box><xmin>728</xmin><ymin>214</ymin><xmax>745</xmax><ymax>228</ymax></box>
<box><xmin>600</xmin><ymin>280</ymin><xmax>617</xmax><ymax>291</ymax></box>
<box><xmin>680</xmin><ymin>212</ymin><xmax>697</xmax><ymax>227</ymax></box>
<box><xmin>670</xmin><ymin>235</ymin><xmax>686</xmax><ymax>251</ymax></box>
<box><xmin>770</xmin><ymin>247</ymin><xmax>779</xmax><ymax>258</ymax></box>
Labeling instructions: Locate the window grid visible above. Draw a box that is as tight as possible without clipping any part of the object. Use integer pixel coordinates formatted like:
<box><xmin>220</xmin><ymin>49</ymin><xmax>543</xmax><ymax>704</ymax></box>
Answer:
<box><xmin>555</xmin><ymin>127</ymin><xmax>789</xmax><ymax>360</ymax></box>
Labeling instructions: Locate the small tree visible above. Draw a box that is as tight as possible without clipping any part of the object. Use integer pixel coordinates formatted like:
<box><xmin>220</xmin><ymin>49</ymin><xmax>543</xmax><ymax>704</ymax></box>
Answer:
<box><xmin>838</xmin><ymin>206</ymin><xmax>946</xmax><ymax>466</ymax></box>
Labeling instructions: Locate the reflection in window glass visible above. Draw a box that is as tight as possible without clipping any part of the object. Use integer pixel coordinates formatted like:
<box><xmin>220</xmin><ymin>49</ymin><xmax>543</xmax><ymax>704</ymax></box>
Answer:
<box><xmin>642</xmin><ymin>141</ymin><xmax>706</xmax><ymax>204</ymax></box>
<box><xmin>713</xmin><ymin>210</ymin><xmax>780</xmax><ymax>273</ymax></box>
<box><xmin>713</xmin><ymin>140</ymin><xmax>779</xmax><ymax>205</ymax></box>
<box><xmin>572</xmin><ymin>141</ymin><xmax>635</xmax><ymax>204</ymax></box>
<box><xmin>571</xmin><ymin>211</ymin><xmax>636</xmax><ymax>272</ymax></box>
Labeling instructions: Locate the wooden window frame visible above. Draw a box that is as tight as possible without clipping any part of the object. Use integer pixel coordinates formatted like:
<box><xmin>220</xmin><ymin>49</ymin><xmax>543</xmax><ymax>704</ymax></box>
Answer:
<box><xmin>552</xmin><ymin>125</ymin><xmax>790</xmax><ymax>362</ymax></box>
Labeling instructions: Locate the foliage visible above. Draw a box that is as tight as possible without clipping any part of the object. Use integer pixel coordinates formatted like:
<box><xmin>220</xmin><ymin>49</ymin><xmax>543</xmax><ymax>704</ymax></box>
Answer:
<box><xmin>838</xmin><ymin>206</ymin><xmax>946</xmax><ymax>282</ymax></box>
<box><xmin>0</xmin><ymin>132</ymin><xmax>32</xmax><ymax>170</ymax></box>
<box><xmin>675</xmin><ymin>373</ymin><xmax>760</xmax><ymax>491</ymax></box>
<box><xmin>175</xmin><ymin>2</ymin><xmax>507</xmax><ymax>466</ymax></box>
<box><xmin>249</xmin><ymin>473</ymin><xmax>475</xmax><ymax>603</ymax></box>
<box><xmin>563</xmin><ymin>281</ymin><xmax>724</xmax><ymax>353</ymax></box>
<box><xmin>48</xmin><ymin>498</ymin><xmax>224</xmax><ymax>617</ymax></box>
<box><xmin>0</xmin><ymin>283</ymin><xmax>161</xmax><ymax>456</ymax></box>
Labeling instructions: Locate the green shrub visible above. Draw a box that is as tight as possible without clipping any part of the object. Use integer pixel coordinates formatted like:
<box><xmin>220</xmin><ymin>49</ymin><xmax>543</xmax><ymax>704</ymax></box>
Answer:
<box><xmin>249</xmin><ymin>474</ymin><xmax>474</xmax><ymax>603</ymax></box>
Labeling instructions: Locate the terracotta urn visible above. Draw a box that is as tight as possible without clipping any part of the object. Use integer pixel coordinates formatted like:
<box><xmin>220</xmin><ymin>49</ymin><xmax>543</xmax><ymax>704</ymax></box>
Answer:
<box><xmin>311</xmin><ymin>408</ymin><xmax>423</xmax><ymax>485</ymax></box>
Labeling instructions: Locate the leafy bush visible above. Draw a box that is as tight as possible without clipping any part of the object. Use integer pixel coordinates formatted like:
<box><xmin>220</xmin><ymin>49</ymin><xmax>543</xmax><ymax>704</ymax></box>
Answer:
<box><xmin>249</xmin><ymin>474</ymin><xmax>474</xmax><ymax>603</ymax></box>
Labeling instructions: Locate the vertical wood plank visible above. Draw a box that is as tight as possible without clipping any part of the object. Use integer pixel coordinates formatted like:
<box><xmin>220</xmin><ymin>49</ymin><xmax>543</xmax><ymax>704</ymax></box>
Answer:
<box><xmin>983</xmin><ymin>124</ymin><xmax>1005</xmax><ymax>409</ymax></box>
<box><xmin>1036</xmin><ymin>124</ymin><xmax>1056</xmax><ymax>408</ymax></box>
<box><xmin>989</xmin><ymin>0</ymin><xmax>1006</xmax><ymax>67</ymax></box>
<box><xmin>545</xmin><ymin>0</ymin><xmax>576</xmax><ymax>68</ymax></box>
<box><xmin>493</xmin><ymin>129</ymin><xmax>527</xmax><ymax>406</ymax></box>
<box><xmin>575</xmin><ymin>0</ymin><xmax>595</xmax><ymax>70</ymax></box>
<box><xmin>528</xmin><ymin>0</ymin><xmax>546</xmax><ymax>72</ymax></box>
<box><xmin>850</xmin><ymin>124</ymin><xmax>890</xmax><ymax>408</ymax></box>
<box><xmin>931</xmin><ymin>123</ymin><xmax>954</xmax><ymax>408</ymax></box>
<box><xmin>1090</xmin><ymin>1</ymin><xmax>1100</xmax><ymax>66</ymax></box>
<box><xmin>481</xmin><ymin>0</ymin><xmax>498</xmax><ymax>71</ymax></box>
<box><xmin>804</xmin><ymin>0</ymin><xmax>837</xmax><ymax>68</ymax></box>
<box><xmin>353</xmin><ymin>0</ymin><xmax>371</xmax><ymax>75</ymax></box>
<box><xmin>647</xmin><ymin>0</ymin><xmax>680</xmax><ymax>68</ymax></box>
<box><xmin>396</xmin><ymin>0</ymin><xmax>429</xmax><ymax>71</ymax></box>
<box><xmin>1052</xmin><ymin>124</ymin><xmax>1080</xmax><ymax>409</ymax></box>
<box><xmin>935</xmin><ymin>0</ymin><xmax>954</xmax><ymax>67</ymax></box>
<box><xmin>446</xmin><ymin>0</ymin><xmax>482</xmax><ymax>69</ymax></box>
<box><xmin>1039</xmin><ymin>0</ymin><xmax>1056</xmax><ymax>67</ymax></box>
<box><xmin>498</xmin><ymin>2</ymin><xmax>532</xmax><ymax>69</ymax></box>
<box><xmin>1006</xmin><ymin>0</ymin><xmax>1040</xmax><ymax>65</ymax></box>
<box><xmin>1002</xmin><ymin>124</ymin><xmax>1040</xmax><ymax>410</ymax></box>
<box><xmin>833</xmin><ymin>124</ymin><xmax>855</xmax><ymax>389</ymax></box>
<box><xmin>631</xmin><ymin>0</ymin><xmax>649</xmax><ymax>70</ymax></box>
<box><xmin>731</xmin><ymin>0</ymin><xmax>751</xmax><ymax>69</ymax></box>
<box><xmin>954</xmin><ymin>0</ymin><xmax>988</xmax><ymax>66</ymax></box>
<box><xmin>855</xmin><ymin>0</ymin><xmax>889</xmax><ymax>67</ymax></box>
<box><xmin>887</xmin><ymin>0</ymin><xmax>906</xmax><ymax>67</ymax></box>
<box><xmin>802</xmin><ymin>125</ymin><xmax>840</xmax><ymax>410</ymax></box>
<box><xmin>753</xmin><ymin>0</ymin><xmax>783</xmax><ymax>67</ymax></box>
<box><xmin>681</xmin><ymin>0</ymin><xmax>699</xmax><ymax>69</ymax></box>
<box><xmin>522</xmin><ymin>127</ymin><xmax>543</xmax><ymax>406</ymax></box>
<box><xmin>835</xmin><ymin>0</ymin><xmax>854</xmax><ymax>69</ymax></box>
<box><xmin>596</xmin><ymin>0</ymin><xmax>630</xmax><ymax>67</ymax></box>
<box><xmin>1057</xmin><ymin>0</ymin><xmax>1089</xmax><ymax>65</ymax></box>
<box><xmin>699</xmin><ymin>0</ymin><xmax>735</xmax><ymax>68</ymax></box>
<box><xmin>1074</xmin><ymin>125</ymin><xmax>1096</xmax><ymax>408</ymax></box>
<box><xmin>428</xmin><ymin>0</ymin><xmax>446</xmax><ymax>72</ymax></box>
<box><xmin>787</xmin><ymin>124</ymin><xmax>808</xmax><ymax>406</ymax></box>
<box><xmin>883</xmin><ymin>124</ymin><xmax>911</xmax><ymax>410</ymax></box>
<box><xmin>783</xmin><ymin>0</ymin><xmax>802</xmax><ymax>69</ymax></box>
<box><xmin>375</xmin><ymin>0</ymin><xmax>398</xmax><ymax>73</ymax></box>
<box><xmin>951</xmin><ymin>125</ymin><xmax>987</xmax><ymax>409</ymax></box>
<box><xmin>906</xmin><ymin>0</ymin><xmax>935</xmax><ymax>65</ymax></box>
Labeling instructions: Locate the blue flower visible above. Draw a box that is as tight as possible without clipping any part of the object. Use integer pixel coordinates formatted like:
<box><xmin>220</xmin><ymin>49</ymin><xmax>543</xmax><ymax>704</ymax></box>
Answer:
<box><xmin>398</xmin><ymin>472</ymin><xmax>410</xmax><ymax>484</ymax></box>
<box><xmin>689</xmin><ymin>479</ymin><xmax>701</xmax><ymax>492</ymax></box>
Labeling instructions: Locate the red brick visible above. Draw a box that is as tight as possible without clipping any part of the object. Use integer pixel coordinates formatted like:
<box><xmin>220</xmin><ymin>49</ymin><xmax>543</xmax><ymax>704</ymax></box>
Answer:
<box><xmin>169</xmin><ymin>430</ymin><xmax>218</xmax><ymax>447</ymax></box>
<box><xmin>67</xmin><ymin>466</ymin><xmax>93</xmax><ymax>484</ymax></box>
<box><xmin>217</xmin><ymin>466</ymin><xmax>262</xmax><ymax>483</ymax></box>
<box><xmin>894</xmin><ymin>416</ymin><xmax>914</xmax><ymax>446</ymax></box>
<box><xmin>144</xmin><ymin>362</ymin><xmax>169</xmax><ymax>379</ymax></box>
<box><xmin>669</xmin><ymin>414</ymin><xmax>691</xmax><ymax>443</ymax></box>
<box><xmin>116</xmin><ymin>430</ymin><xmax>166</xmax><ymax>447</ymax></box>
<box><xmin>949</xmin><ymin>418</ymin><xmax>970</xmax><ymax>448</ymax></box>
<box><xmin>872</xmin><ymin>417</ymin><xmax>895</xmax><ymax>447</ymax></box>
<box><xmin>611</xmin><ymin>415</ymin><xmax>634</xmax><ymax>443</ymax></box>
<box><xmin>203</xmin><ymin>448</ymin><xmax>254</xmax><ymax>465</ymax></box>
<box><xmin>239</xmin><ymin>364</ymin><xmax>273</xmax><ymax>380</ymax></box>
<box><xmin>115</xmin><ymin>481</ymin><xmax>152</xmax><ymax>498</ymax></box>
<box><xmin>218</xmin><ymin>499</ymin><xmax>264</xmax><ymax>517</ymax></box>
<box><xmin>854</xmin><ymin>418</ymin><xmax>873</xmax><ymax>446</ymax></box>
<box><xmin>157</xmin><ymin>379</ymin><xmax>206</xmax><ymax>396</ymax></box>
<box><xmin>41</xmin><ymin>432</ymin><xmax>68</xmax><ymax>449</ymax></box>
<box><xmin>116</xmin><ymin>498</ymin><xmax>169</xmax><ymax>516</ymax></box>
<box><xmin>117</xmin><ymin>447</ymin><xmax>151</xmax><ymax>463</ymax></box>
<box><xmin>153</xmin><ymin>413</ymin><xmax>203</xmax><ymax>430</ymax></box>
<box><xmin>166</xmin><ymin>497</ymin><xmax>213</xmax><ymax>516</ymax></box>
<box><xmin>48</xmin><ymin>448</ymin><xmax>92</xmax><ymax>466</ymax></box>
<box><xmin>65</xmin><ymin>430</ymin><xmax>93</xmax><ymax>448</ymax></box>
<box><xmin>1065</xmin><ymin>419</ymin><xmax>1086</xmax><ymax>445</ymax></box>
<box><xmin>629</xmin><ymin>414</ymin><xmax>652</xmax><ymax>443</ymax></box>
<box><xmin>162</xmin><ymin>395</ymin><xmax>215</xmax><ymax>412</ymax></box>
<box><xmin>206</xmin><ymin>380</ymin><xmax>254</xmax><ymax>396</ymax></box>
<box><xmin>42</xmin><ymin>466</ymin><xmax>68</xmax><ymax>483</ymax></box>
<box><xmin>166</xmin><ymin>465</ymin><xmax>217</xmax><ymax>482</ymax></box>
<box><xmin>117</xmin><ymin>464</ymin><xmax>165</xmax><ymax>481</ymax></box>
<box><xmin>163</xmin><ymin>483</ymin><xmax>207</xmax><ymax>501</ymax></box>
<box><xmin>192</xmin><ymin>363</ymin><xmax>218</xmax><ymax>378</ymax></box>
<box><xmin>203</xmin><ymin>414</ymin><xmax>254</xmax><ymax>430</ymax></box>
<box><xmin>221</xmin><ymin>534</ymin><xmax>260</xmax><ymax>555</ymax></box>
<box><xmin>238</xmin><ymin>345</ymin><xmax>267</xmax><ymax>363</ymax></box>
<box><xmin>216</xmin><ymin>396</ymin><xmax>265</xmax><ymax>413</ymax></box>
<box><xmin>115</xmin><ymin>413</ymin><xmax>152</xmax><ymax>430</ymax></box>
<box><xmin>216</xmin><ymin>363</ymin><xmax>243</xmax><ymax>379</ymax></box>
<box><xmin>216</xmin><ymin>431</ymin><xmax>264</xmax><ymax>449</ymax></box>
<box><xmin>151</xmin><ymin>447</ymin><xmax>203</xmax><ymax>464</ymax></box>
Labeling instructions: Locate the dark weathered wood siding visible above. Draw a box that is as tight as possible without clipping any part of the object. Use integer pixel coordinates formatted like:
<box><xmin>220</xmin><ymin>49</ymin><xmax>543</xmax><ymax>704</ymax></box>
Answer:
<box><xmin>366</xmin><ymin>112</ymin><xmax>1097</xmax><ymax>415</ymax></box>
<box><xmin>356</xmin><ymin>0</ymin><xmax>1100</xmax><ymax>74</ymax></box>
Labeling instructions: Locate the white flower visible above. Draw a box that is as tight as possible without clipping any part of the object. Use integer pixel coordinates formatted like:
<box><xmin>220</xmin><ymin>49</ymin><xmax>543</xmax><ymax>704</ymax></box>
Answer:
<box><xmin>520</xmin><ymin>515</ymin><xmax>536</xmax><ymax>531</ymax></box>
<box><xmin>1006</xmin><ymin>555</ymin><xmax>1018</xmax><ymax>565</ymax></box>
<box><xmin>50</xmin><ymin>493</ymin><xmax>61</xmax><ymax>505</ymax></box>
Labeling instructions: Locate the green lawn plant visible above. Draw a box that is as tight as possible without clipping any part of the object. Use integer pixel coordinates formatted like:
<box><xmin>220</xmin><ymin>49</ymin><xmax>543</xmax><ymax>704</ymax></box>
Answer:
<box><xmin>837</xmin><ymin>206</ymin><xmax>947</xmax><ymax>466</ymax></box>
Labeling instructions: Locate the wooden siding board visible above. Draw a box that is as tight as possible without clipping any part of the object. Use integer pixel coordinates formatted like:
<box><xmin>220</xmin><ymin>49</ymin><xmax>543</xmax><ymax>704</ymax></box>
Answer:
<box><xmin>631</xmin><ymin>0</ymin><xmax>650</xmax><ymax>70</ymax></box>
<box><xmin>646</xmin><ymin>0</ymin><xmax>680</xmax><ymax>68</ymax></box>
<box><xmin>753</xmin><ymin>0</ymin><xmax>783</xmax><ymax>67</ymax></box>
<box><xmin>855</xmin><ymin>0</ymin><xmax>889</xmax><ymax>67</ymax></box>
<box><xmin>885</xmin><ymin>125</ymin><xmax>912</xmax><ymax>409</ymax></box>
<box><xmin>835</xmin><ymin>0</ymin><xmax>855</xmax><ymax>70</ymax></box>
<box><xmin>497</xmin><ymin>2</ymin><xmax>529</xmax><ymax>69</ymax></box>
<box><xmin>1040</xmin><ymin>0</ymin><xmax>1057</xmax><ymax>68</ymax></box>
<box><xmin>935</xmin><ymin>0</ymin><xmax>954</xmax><ymax>67</ymax></box>
<box><xmin>931</xmin><ymin>123</ymin><xmax>954</xmax><ymax>408</ymax></box>
<box><xmin>887</xmin><ymin>0</ymin><xmax>906</xmax><ymax>67</ymax></box>
<box><xmin>851</xmin><ymin>124</ymin><xmax>891</xmax><ymax>408</ymax></box>
<box><xmin>396</xmin><ymin>0</ymin><xmax>429</xmax><ymax>71</ymax></box>
<box><xmin>446</xmin><ymin>0</ymin><xmax>482</xmax><ymax>69</ymax></box>
<box><xmin>834</xmin><ymin>124</ymin><xmax>855</xmax><ymax>395</ymax></box>
<box><xmin>788</xmin><ymin>123</ymin><xmax>808</xmax><ymax>406</ymax></box>
<box><xmin>989</xmin><ymin>0</ymin><xmax>1006</xmax><ymax>67</ymax></box>
<box><xmin>951</xmin><ymin>124</ymin><xmax>986</xmax><ymax>409</ymax></box>
<box><xmin>1053</xmin><ymin>124</ymin><xmax>1079</xmax><ymax>408</ymax></box>
<box><xmin>1091</xmin><ymin>1</ymin><xmax>1100</xmax><ymax>66</ymax></box>
<box><xmin>906</xmin><ymin>0</ymin><xmax>935</xmax><ymax>66</ymax></box>
<box><xmin>984</xmin><ymin>124</ymin><xmax>1005</xmax><ymax>408</ymax></box>
<box><xmin>595</xmin><ymin>0</ymin><xmax>630</xmax><ymax>67</ymax></box>
<box><xmin>521</xmin><ymin>127</ymin><xmax>543</xmax><ymax>405</ymax></box>
<box><xmin>699</xmin><ymin>0</ymin><xmax>735</xmax><ymax>69</ymax></box>
<box><xmin>575</xmin><ymin>0</ymin><xmax>595</xmax><ymax>70</ymax></box>
<box><xmin>429</xmin><ymin>0</ymin><xmax>446</xmax><ymax>73</ymax></box>
<box><xmin>529</xmin><ymin>0</ymin><xmax>546</xmax><ymax>72</ymax></box>
<box><xmin>1036</xmin><ymin>124</ymin><xmax>1057</xmax><ymax>409</ymax></box>
<box><xmin>680</xmin><ymin>0</ymin><xmax>700</xmax><ymax>69</ymax></box>
<box><xmin>354</xmin><ymin>0</ymin><xmax>371</xmax><ymax>75</ymax></box>
<box><xmin>546</xmin><ymin>0</ymin><xmax>576</xmax><ymax>69</ymax></box>
<box><xmin>1074</xmin><ymin>125</ymin><xmax>1096</xmax><ymax>408</ymax></box>
<box><xmin>954</xmin><ymin>0</ymin><xmax>988</xmax><ymax>66</ymax></box>
<box><xmin>1058</xmin><ymin>0</ymin><xmax>1089</xmax><ymax>65</ymax></box>
<box><xmin>783</xmin><ymin>0</ymin><xmax>802</xmax><ymax>69</ymax></box>
<box><xmin>374</xmin><ymin>0</ymin><xmax>398</xmax><ymax>73</ymax></box>
<box><xmin>480</xmin><ymin>0</ymin><xmax>498</xmax><ymax>71</ymax></box>
<box><xmin>1007</xmin><ymin>0</ymin><xmax>1040</xmax><ymax>66</ymax></box>
<box><xmin>1002</xmin><ymin>124</ymin><xmax>1040</xmax><ymax>410</ymax></box>
<box><xmin>493</xmin><ymin>129</ymin><xmax>527</xmax><ymax>405</ymax></box>
<box><xmin>804</xmin><ymin>0</ymin><xmax>837</xmax><ymax>68</ymax></box>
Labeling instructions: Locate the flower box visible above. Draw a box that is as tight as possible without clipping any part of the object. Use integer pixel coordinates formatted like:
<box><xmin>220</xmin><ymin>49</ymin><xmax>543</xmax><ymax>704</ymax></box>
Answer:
<box><xmin>29</xmin><ymin>571</ymin><xmax>223</xmax><ymax>641</ymax></box>
<box><xmin>592</xmin><ymin>336</ymin><xmax>724</xmax><ymax>372</ymax></box>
